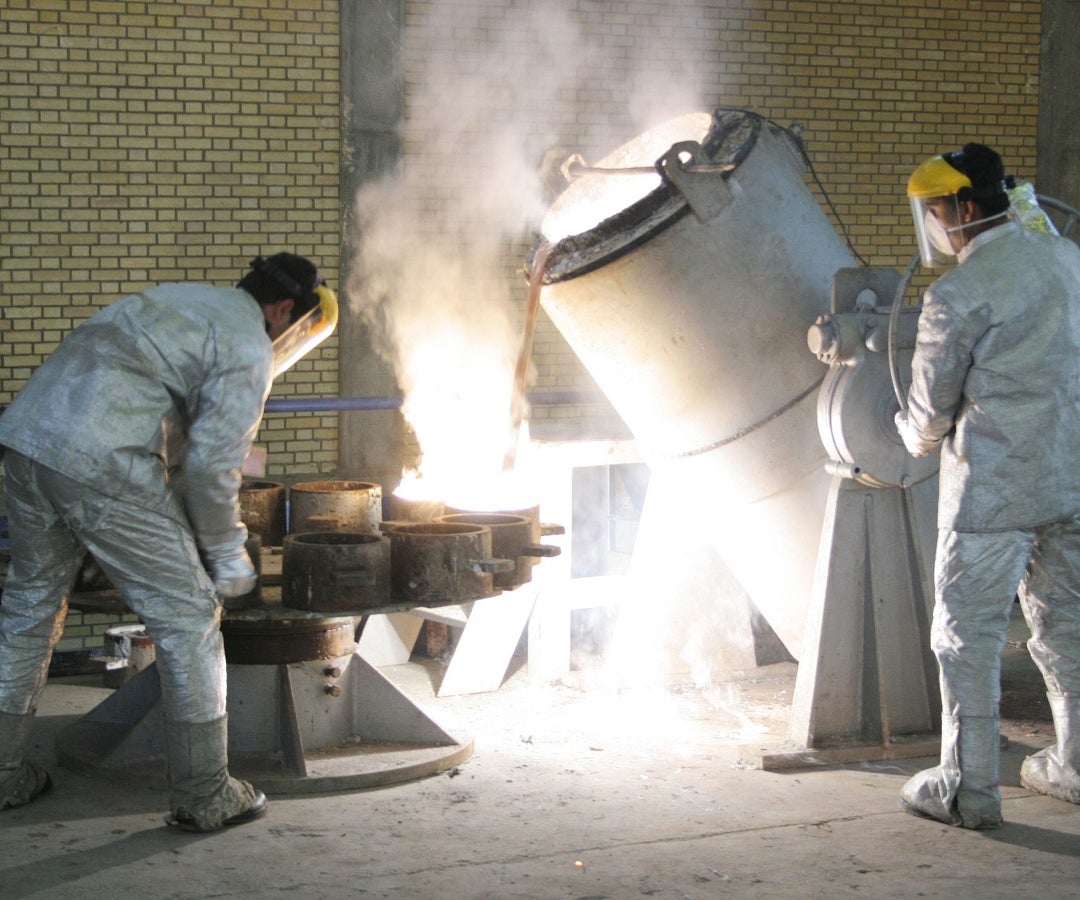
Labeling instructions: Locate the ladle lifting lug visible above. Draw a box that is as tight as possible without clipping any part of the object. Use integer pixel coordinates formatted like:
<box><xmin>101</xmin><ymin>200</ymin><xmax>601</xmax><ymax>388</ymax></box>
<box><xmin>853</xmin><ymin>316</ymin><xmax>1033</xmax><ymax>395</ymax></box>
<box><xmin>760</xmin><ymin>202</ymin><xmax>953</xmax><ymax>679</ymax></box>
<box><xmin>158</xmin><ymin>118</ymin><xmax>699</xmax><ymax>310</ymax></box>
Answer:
<box><xmin>657</xmin><ymin>140</ymin><xmax>733</xmax><ymax>223</ymax></box>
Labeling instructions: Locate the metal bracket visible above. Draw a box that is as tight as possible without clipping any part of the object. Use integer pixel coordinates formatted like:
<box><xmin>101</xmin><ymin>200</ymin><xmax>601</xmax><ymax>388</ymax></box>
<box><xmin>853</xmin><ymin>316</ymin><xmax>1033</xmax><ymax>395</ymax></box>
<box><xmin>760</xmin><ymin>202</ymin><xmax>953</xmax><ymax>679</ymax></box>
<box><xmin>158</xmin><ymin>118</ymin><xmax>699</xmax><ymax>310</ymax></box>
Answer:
<box><xmin>831</xmin><ymin>266</ymin><xmax>901</xmax><ymax>315</ymax></box>
<box><xmin>657</xmin><ymin>140</ymin><xmax>733</xmax><ymax>223</ymax></box>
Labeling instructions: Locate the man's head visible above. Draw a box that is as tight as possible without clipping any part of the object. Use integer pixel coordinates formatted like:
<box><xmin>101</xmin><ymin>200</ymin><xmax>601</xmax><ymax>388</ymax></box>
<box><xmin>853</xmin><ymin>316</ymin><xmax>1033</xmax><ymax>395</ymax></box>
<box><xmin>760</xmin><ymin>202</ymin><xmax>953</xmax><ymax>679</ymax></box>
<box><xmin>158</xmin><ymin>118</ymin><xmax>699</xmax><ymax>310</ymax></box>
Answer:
<box><xmin>907</xmin><ymin>143</ymin><xmax>1013</xmax><ymax>266</ymax></box>
<box><xmin>238</xmin><ymin>253</ymin><xmax>323</xmax><ymax>339</ymax></box>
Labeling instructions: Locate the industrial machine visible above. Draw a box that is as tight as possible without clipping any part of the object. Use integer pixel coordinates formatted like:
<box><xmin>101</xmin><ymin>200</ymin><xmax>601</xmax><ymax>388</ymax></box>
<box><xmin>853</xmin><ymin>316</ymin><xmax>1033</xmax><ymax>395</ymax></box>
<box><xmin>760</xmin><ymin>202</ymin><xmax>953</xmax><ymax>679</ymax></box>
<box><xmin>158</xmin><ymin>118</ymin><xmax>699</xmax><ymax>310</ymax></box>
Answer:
<box><xmin>534</xmin><ymin>107</ymin><xmax>941</xmax><ymax>763</ymax></box>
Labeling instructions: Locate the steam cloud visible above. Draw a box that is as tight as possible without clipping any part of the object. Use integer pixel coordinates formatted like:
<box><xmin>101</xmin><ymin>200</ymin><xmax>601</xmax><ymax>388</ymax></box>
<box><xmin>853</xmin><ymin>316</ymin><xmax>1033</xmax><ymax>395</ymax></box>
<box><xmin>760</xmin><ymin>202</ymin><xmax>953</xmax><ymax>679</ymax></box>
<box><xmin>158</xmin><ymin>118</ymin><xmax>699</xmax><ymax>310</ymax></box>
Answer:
<box><xmin>346</xmin><ymin>1</ymin><xmax>712</xmax><ymax>497</ymax></box>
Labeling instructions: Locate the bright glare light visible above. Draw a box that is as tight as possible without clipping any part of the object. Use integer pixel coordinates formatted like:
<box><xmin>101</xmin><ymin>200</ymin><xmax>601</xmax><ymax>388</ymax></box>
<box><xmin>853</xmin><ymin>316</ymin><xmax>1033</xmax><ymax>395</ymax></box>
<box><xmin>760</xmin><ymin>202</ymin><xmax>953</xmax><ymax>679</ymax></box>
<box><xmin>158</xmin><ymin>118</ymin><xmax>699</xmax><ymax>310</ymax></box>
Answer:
<box><xmin>392</xmin><ymin>323</ymin><xmax>536</xmax><ymax>510</ymax></box>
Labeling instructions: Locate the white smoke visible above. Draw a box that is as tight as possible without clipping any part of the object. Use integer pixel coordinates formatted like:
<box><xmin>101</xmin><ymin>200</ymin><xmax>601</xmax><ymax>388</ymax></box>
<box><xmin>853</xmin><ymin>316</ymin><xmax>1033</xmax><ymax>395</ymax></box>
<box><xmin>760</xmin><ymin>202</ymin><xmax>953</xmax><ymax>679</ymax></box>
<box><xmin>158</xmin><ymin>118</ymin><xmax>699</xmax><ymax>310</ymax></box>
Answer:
<box><xmin>347</xmin><ymin>3</ymin><xmax>715</xmax><ymax>496</ymax></box>
<box><xmin>345</xmin><ymin>2</ymin><xmax>752</xmax><ymax>684</ymax></box>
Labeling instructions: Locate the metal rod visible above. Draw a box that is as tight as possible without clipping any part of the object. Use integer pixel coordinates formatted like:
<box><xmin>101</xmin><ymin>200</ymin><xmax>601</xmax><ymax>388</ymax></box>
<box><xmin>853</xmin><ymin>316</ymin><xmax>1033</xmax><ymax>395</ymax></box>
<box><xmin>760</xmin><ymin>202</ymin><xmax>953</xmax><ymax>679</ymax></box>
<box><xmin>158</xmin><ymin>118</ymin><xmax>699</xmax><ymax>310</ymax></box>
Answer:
<box><xmin>263</xmin><ymin>390</ymin><xmax>606</xmax><ymax>414</ymax></box>
<box><xmin>565</xmin><ymin>162</ymin><xmax>735</xmax><ymax>178</ymax></box>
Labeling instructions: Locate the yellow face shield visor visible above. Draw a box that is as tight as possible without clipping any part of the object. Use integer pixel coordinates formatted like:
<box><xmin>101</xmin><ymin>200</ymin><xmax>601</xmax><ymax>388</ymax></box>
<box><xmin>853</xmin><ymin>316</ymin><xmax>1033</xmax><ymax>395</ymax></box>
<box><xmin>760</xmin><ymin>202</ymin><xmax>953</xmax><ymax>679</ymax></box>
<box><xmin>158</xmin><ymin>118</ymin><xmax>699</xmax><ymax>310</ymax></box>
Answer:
<box><xmin>907</xmin><ymin>155</ymin><xmax>974</xmax><ymax>268</ymax></box>
<box><xmin>271</xmin><ymin>283</ymin><xmax>339</xmax><ymax>377</ymax></box>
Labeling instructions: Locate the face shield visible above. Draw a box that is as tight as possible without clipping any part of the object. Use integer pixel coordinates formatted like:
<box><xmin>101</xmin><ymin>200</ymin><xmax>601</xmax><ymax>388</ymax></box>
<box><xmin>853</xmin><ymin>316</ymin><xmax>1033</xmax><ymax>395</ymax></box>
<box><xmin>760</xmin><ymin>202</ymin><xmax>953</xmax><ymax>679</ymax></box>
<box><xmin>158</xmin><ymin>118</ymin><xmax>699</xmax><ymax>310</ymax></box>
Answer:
<box><xmin>271</xmin><ymin>283</ymin><xmax>339</xmax><ymax>377</ymax></box>
<box><xmin>910</xmin><ymin>194</ymin><xmax>964</xmax><ymax>268</ymax></box>
<box><xmin>907</xmin><ymin>154</ymin><xmax>973</xmax><ymax>268</ymax></box>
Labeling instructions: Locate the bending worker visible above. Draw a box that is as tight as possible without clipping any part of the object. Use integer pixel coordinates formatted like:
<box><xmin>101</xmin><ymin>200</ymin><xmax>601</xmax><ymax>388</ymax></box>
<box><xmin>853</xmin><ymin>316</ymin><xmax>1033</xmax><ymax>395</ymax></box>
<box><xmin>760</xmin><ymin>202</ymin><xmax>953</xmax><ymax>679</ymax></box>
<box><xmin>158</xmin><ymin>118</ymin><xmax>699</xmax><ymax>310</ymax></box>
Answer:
<box><xmin>896</xmin><ymin>144</ymin><xmax>1080</xmax><ymax>829</ymax></box>
<box><xmin>0</xmin><ymin>254</ymin><xmax>336</xmax><ymax>832</ymax></box>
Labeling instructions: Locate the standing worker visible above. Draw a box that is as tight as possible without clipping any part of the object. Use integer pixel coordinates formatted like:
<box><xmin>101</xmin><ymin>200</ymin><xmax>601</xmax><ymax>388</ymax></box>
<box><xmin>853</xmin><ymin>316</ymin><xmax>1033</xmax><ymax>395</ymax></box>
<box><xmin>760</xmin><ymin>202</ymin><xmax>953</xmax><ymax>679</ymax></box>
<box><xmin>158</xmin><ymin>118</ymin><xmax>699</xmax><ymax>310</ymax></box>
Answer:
<box><xmin>0</xmin><ymin>254</ymin><xmax>337</xmax><ymax>831</ymax></box>
<box><xmin>895</xmin><ymin>144</ymin><xmax>1080</xmax><ymax>829</ymax></box>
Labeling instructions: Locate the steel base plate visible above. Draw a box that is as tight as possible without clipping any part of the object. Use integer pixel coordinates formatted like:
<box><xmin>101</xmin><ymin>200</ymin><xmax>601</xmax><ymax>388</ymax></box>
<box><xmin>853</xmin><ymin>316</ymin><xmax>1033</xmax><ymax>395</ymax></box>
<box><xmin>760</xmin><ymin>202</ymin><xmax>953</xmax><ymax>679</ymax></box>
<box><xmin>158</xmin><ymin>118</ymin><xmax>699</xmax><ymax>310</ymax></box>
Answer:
<box><xmin>755</xmin><ymin>734</ymin><xmax>941</xmax><ymax>771</ymax></box>
<box><xmin>55</xmin><ymin>652</ymin><xmax>473</xmax><ymax>795</ymax></box>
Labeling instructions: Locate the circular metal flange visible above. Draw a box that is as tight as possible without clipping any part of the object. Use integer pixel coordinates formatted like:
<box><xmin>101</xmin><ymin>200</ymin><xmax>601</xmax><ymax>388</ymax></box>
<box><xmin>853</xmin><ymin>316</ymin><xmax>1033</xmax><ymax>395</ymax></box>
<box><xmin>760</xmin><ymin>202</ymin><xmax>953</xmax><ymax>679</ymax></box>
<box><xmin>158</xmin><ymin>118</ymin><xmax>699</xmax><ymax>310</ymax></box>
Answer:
<box><xmin>221</xmin><ymin>612</ymin><xmax>360</xmax><ymax>665</ymax></box>
<box><xmin>817</xmin><ymin>350</ymin><xmax>938</xmax><ymax>488</ymax></box>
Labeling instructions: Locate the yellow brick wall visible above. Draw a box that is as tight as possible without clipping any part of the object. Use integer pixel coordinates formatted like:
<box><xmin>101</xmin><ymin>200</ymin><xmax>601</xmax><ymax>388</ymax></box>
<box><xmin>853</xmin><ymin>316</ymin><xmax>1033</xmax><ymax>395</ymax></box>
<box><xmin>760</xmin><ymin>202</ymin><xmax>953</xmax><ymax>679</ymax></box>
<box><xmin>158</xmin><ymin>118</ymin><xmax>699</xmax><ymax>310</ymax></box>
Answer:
<box><xmin>0</xmin><ymin>0</ymin><xmax>342</xmax><ymax>477</ymax></box>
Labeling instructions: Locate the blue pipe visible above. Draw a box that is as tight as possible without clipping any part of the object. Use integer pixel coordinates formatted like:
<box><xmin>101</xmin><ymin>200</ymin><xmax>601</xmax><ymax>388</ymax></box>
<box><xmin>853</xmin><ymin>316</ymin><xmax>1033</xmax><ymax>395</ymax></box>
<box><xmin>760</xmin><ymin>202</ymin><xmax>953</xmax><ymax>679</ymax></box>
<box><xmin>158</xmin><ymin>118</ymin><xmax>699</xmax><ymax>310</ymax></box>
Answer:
<box><xmin>263</xmin><ymin>390</ymin><xmax>606</xmax><ymax>414</ymax></box>
<box><xmin>265</xmin><ymin>396</ymin><xmax>403</xmax><ymax>413</ymax></box>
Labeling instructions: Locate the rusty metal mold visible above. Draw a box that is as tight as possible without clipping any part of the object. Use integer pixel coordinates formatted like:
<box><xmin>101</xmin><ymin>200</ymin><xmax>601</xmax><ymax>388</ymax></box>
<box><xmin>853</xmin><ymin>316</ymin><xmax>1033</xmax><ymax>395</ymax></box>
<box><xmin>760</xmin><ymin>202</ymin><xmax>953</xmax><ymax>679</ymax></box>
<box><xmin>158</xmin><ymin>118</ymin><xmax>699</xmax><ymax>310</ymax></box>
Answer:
<box><xmin>387</xmin><ymin>522</ymin><xmax>513</xmax><ymax>606</ymax></box>
<box><xmin>281</xmin><ymin>531</ymin><xmax>391</xmax><ymax>613</ymax></box>
<box><xmin>387</xmin><ymin>494</ymin><xmax>446</xmax><ymax>524</ymax></box>
<box><xmin>221</xmin><ymin>611</ymin><xmax>359</xmax><ymax>665</ymax></box>
<box><xmin>437</xmin><ymin>512</ymin><xmax>560</xmax><ymax>587</ymax></box>
<box><xmin>290</xmin><ymin>480</ymin><xmax>383</xmax><ymax>535</ymax></box>
<box><xmin>240</xmin><ymin>480</ymin><xmax>287</xmax><ymax>546</ymax></box>
<box><xmin>445</xmin><ymin>503</ymin><xmax>565</xmax><ymax>542</ymax></box>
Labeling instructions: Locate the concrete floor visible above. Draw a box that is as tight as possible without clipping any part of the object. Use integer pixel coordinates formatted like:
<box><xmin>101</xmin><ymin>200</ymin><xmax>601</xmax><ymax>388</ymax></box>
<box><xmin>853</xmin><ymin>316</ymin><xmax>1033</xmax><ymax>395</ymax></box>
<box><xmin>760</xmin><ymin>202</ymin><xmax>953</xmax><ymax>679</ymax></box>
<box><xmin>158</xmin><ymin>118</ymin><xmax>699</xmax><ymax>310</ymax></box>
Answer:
<box><xmin>2</xmin><ymin>610</ymin><xmax>1079</xmax><ymax>899</ymax></box>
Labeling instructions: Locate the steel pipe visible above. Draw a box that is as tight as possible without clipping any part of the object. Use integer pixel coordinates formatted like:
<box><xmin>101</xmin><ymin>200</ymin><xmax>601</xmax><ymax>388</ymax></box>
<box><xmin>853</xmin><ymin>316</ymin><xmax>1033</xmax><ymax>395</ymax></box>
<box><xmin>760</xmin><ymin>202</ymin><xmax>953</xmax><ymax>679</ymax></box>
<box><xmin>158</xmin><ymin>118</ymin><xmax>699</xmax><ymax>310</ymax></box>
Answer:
<box><xmin>262</xmin><ymin>390</ymin><xmax>605</xmax><ymax>415</ymax></box>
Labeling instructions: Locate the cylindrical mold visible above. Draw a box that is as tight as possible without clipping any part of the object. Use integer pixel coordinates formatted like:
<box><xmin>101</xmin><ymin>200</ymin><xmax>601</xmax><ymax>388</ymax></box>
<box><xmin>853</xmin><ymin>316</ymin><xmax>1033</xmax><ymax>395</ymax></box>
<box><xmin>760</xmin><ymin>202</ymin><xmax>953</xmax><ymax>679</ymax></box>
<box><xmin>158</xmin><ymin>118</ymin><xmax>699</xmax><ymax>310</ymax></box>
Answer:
<box><xmin>388</xmin><ymin>494</ymin><xmax>446</xmax><ymax>524</ymax></box>
<box><xmin>437</xmin><ymin>513</ymin><xmax>536</xmax><ymax>588</ymax></box>
<box><xmin>239</xmin><ymin>480</ymin><xmax>287</xmax><ymax>546</ymax></box>
<box><xmin>281</xmin><ymin>531</ymin><xmax>391</xmax><ymax>613</ymax></box>
<box><xmin>290</xmin><ymin>480</ymin><xmax>383</xmax><ymax>535</ymax></box>
<box><xmin>536</xmin><ymin>108</ymin><xmax>857</xmax><ymax>656</ymax></box>
<box><xmin>222</xmin><ymin>615</ymin><xmax>359</xmax><ymax>665</ymax></box>
<box><xmin>444</xmin><ymin>503</ymin><xmax>565</xmax><ymax>542</ymax></box>
<box><xmin>387</xmin><ymin>522</ymin><xmax>506</xmax><ymax>606</ymax></box>
<box><xmin>446</xmin><ymin>504</ymin><xmax>540</xmax><ymax>541</ymax></box>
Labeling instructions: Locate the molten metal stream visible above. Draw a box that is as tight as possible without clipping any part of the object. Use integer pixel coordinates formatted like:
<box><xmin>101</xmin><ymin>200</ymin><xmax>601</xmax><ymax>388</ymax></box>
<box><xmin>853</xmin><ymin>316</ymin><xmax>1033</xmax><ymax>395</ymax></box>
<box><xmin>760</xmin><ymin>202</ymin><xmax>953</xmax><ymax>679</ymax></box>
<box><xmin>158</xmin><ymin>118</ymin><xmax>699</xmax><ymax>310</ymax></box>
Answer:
<box><xmin>502</xmin><ymin>241</ymin><xmax>553</xmax><ymax>471</ymax></box>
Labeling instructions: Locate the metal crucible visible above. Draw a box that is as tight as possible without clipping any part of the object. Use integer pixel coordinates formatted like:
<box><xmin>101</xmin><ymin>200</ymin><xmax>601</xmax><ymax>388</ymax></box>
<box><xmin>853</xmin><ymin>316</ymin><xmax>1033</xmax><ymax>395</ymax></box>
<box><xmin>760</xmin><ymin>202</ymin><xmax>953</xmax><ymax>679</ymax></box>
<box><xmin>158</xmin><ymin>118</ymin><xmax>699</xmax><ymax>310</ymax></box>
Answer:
<box><xmin>386</xmin><ymin>521</ymin><xmax>514</xmax><ymax>606</ymax></box>
<box><xmin>281</xmin><ymin>531</ymin><xmax>391</xmax><ymax>613</ymax></box>
<box><xmin>239</xmin><ymin>479</ymin><xmax>287</xmax><ymax>546</ymax></box>
<box><xmin>290</xmin><ymin>480</ymin><xmax>383</xmax><ymax>535</ymax></box>
<box><xmin>436</xmin><ymin>512</ymin><xmax>559</xmax><ymax>588</ymax></box>
<box><xmin>444</xmin><ymin>503</ymin><xmax>565</xmax><ymax>543</ymax></box>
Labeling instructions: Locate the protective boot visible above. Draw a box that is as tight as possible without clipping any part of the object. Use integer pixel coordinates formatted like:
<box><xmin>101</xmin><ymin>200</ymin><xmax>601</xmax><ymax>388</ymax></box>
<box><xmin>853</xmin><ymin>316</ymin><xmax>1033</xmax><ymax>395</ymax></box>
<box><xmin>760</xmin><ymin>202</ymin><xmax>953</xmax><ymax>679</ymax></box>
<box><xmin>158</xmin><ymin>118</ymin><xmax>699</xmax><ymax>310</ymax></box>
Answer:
<box><xmin>1020</xmin><ymin>693</ymin><xmax>1080</xmax><ymax>804</ymax></box>
<box><xmin>163</xmin><ymin>716</ymin><xmax>267</xmax><ymax>832</ymax></box>
<box><xmin>0</xmin><ymin>711</ymin><xmax>52</xmax><ymax>811</ymax></box>
<box><xmin>900</xmin><ymin>715</ymin><xmax>1002</xmax><ymax>830</ymax></box>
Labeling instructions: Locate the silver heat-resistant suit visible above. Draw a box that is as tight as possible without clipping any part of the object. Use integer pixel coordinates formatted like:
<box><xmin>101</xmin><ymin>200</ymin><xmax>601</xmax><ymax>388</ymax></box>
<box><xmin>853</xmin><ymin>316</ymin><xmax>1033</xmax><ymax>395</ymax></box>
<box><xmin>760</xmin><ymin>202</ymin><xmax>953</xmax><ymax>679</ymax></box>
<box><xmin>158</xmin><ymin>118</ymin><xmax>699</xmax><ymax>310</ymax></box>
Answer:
<box><xmin>0</xmin><ymin>283</ymin><xmax>271</xmax><ymax>822</ymax></box>
<box><xmin>897</xmin><ymin>220</ymin><xmax>1080</xmax><ymax>826</ymax></box>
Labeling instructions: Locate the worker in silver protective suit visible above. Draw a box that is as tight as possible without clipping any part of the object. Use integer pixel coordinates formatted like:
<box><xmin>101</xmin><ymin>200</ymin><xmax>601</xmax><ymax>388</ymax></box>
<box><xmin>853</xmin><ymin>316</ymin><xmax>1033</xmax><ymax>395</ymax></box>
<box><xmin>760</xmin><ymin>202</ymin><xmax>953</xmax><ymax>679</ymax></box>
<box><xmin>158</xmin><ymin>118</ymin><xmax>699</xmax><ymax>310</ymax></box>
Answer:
<box><xmin>0</xmin><ymin>254</ymin><xmax>330</xmax><ymax>832</ymax></box>
<box><xmin>895</xmin><ymin>144</ymin><xmax>1080</xmax><ymax>829</ymax></box>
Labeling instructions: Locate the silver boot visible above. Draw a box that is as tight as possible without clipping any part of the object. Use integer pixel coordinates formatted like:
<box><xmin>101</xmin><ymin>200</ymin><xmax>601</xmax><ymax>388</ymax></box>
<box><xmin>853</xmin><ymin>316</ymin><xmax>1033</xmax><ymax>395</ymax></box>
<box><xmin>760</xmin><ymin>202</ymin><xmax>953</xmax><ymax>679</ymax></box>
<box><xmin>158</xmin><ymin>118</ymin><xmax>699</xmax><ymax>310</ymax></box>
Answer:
<box><xmin>163</xmin><ymin>715</ymin><xmax>267</xmax><ymax>832</ymax></box>
<box><xmin>1020</xmin><ymin>693</ymin><xmax>1080</xmax><ymax>804</ymax></box>
<box><xmin>0</xmin><ymin>710</ymin><xmax>52</xmax><ymax>811</ymax></box>
<box><xmin>900</xmin><ymin>714</ymin><xmax>1002</xmax><ymax>830</ymax></box>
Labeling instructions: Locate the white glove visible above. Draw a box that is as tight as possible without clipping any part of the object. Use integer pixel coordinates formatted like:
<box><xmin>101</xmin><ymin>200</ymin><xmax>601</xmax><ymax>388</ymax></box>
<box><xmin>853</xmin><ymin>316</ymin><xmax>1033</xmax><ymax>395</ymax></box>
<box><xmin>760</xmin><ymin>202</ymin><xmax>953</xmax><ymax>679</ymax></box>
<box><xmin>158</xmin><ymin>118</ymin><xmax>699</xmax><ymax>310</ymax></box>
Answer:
<box><xmin>894</xmin><ymin>410</ymin><xmax>934</xmax><ymax>458</ymax></box>
<box><xmin>203</xmin><ymin>542</ymin><xmax>258</xmax><ymax>599</ymax></box>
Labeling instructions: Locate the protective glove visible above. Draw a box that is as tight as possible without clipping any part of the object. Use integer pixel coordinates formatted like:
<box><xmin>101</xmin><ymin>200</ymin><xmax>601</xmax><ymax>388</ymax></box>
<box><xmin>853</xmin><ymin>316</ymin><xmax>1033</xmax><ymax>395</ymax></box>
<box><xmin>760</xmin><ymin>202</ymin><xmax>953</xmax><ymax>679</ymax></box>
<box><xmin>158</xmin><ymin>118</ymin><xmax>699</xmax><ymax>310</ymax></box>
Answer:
<box><xmin>894</xmin><ymin>409</ymin><xmax>934</xmax><ymax>458</ymax></box>
<box><xmin>202</xmin><ymin>540</ymin><xmax>258</xmax><ymax>599</ymax></box>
